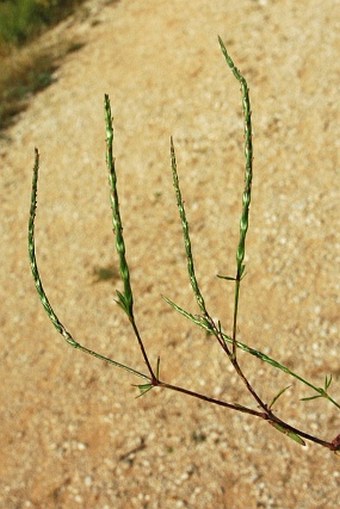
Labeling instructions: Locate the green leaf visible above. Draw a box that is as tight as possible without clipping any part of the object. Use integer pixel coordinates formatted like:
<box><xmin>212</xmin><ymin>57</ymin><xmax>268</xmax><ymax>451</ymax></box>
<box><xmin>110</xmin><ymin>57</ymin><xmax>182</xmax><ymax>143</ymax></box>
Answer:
<box><xmin>156</xmin><ymin>356</ymin><xmax>161</xmax><ymax>379</ymax></box>
<box><xmin>216</xmin><ymin>274</ymin><xmax>237</xmax><ymax>281</ymax></box>
<box><xmin>134</xmin><ymin>383</ymin><xmax>153</xmax><ymax>398</ymax></box>
<box><xmin>239</xmin><ymin>264</ymin><xmax>246</xmax><ymax>279</ymax></box>
<box><xmin>162</xmin><ymin>296</ymin><xmax>216</xmax><ymax>337</ymax></box>
<box><xmin>270</xmin><ymin>422</ymin><xmax>306</xmax><ymax>446</ymax></box>
<box><xmin>324</xmin><ymin>374</ymin><xmax>333</xmax><ymax>390</ymax></box>
<box><xmin>269</xmin><ymin>385</ymin><xmax>292</xmax><ymax>409</ymax></box>
<box><xmin>115</xmin><ymin>290</ymin><xmax>131</xmax><ymax>316</ymax></box>
<box><xmin>301</xmin><ymin>394</ymin><xmax>322</xmax><ymax>402</ymax></box>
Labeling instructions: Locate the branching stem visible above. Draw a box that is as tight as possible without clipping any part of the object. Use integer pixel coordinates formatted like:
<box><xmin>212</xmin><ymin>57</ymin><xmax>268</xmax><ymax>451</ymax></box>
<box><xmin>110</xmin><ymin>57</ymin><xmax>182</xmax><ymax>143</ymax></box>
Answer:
<box><xmin>28</xmin><ymin>39</ymin><xmax>339</xmax><ymax>453</ymax></box>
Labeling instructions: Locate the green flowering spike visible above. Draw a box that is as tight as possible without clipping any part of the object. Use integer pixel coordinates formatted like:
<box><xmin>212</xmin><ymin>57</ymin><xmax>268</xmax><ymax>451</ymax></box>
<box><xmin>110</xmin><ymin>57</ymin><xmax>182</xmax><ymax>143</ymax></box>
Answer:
<box><xmin>218</xmin><ymin>36</ymin><xmax>253</xmax><ymax>281</ymax></box>
<box><xmin>28</xmin><ymin>149</ymin><xmax>77</xmax><ymax>348</ymax></box>
<box><xmin>104</xmin><ymin>94</ymin><xmax>134</xmax><ymax>318</ymax></box>
<box><xmin>170</xmin><ymin>137</ymin><xmax>208</xmax><ymax>317</ymax></box>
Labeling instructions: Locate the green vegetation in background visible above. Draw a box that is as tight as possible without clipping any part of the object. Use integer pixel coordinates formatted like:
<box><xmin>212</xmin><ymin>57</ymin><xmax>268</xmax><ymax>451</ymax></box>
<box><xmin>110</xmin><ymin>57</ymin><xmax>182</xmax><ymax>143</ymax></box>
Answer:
<box><xmin>0</xmin><ymin>0</ymin><xmax>86</xmax><ymax>46</ymax></box>
<box><xmin>0</xmin><ymin>0</ymin><xmax>89</xmax><ymax>131</ymax></box>
<box><xmin>0</xmin><ymin>51</ymin><xmax>57</xmax><ymax>130</ymax></box>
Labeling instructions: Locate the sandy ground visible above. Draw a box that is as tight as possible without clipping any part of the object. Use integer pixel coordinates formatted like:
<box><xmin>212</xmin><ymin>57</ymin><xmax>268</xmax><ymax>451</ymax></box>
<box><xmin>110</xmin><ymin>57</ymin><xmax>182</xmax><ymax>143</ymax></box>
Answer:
<box><xmin>0</xmin><ymin>0</ymin><xmax>339</xmax><ymax>507</ymax></box>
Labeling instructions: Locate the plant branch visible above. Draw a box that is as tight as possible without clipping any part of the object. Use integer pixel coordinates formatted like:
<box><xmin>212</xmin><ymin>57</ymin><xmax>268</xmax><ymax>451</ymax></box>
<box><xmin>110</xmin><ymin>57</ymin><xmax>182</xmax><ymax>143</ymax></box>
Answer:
<box><xmin>154</xmin><ymin>378</ymin><xmax>338</xmax><ymax>450</ymax></box>
<box><xmin>170</xmin><ymin>137</ymin><xmax>269</xmax><ymax>413</ymax></box>
<box><xmin>104</xmin><ymin>95</ymin><xmax>157</xmax><ymax>382</ymax></box>
<box><xmin>28</xmin><ymin>39</ymin><xmax>339</xmax><ymax>453</ymax></box>
<box><xmin>163</xmin><ymin>296</ymin><xmax>339</xmax><ymax>409</ymax></box>
<box><xmin>28</xmin><ymin>149</ymin><xmax>149</xmax><ymax>382</ymax></box>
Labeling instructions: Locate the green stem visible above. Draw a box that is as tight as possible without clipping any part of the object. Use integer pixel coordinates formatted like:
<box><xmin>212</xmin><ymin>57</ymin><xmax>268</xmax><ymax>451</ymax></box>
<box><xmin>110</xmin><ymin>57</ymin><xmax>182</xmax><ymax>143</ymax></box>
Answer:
<box><xmin>232</xmin><ymin>278</ymin><xmax>241</xmax><ymax>358</ymax></box>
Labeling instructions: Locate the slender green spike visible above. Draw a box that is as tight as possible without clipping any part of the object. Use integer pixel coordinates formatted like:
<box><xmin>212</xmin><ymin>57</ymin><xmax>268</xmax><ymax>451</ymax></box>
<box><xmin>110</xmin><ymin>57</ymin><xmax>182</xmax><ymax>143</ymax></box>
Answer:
<box><xmin>28</xmin><ymin>148</ymin><xmax>149</xmax><ymax>381</ymax></box>
<box><xmin>218</xmin><ymin>36</ymin><xmax>254</xmax><ymax>360</ymax></box>
<box><xmin>105</xmin><ymin>94</ymin><xmax>133</xmax><ymax>318</ymax></box>
<box><xmin>28</xmin><ymin>149</ymin><xmax>77</xmax><ymax>347</ymax></box>
<box><xmin>170</xmin><ymin>137</ymin><xmax>208</xmax><ymax>317</ymax></box>
<box><xmin>218</xmin><ymin>36</ymin><xmax>253</xmax><ymax>280</ymax></box>
<box><xmin>105</xmin><ymin>95</ymin><xmax>156</xmax><ymax>382</ymax></box>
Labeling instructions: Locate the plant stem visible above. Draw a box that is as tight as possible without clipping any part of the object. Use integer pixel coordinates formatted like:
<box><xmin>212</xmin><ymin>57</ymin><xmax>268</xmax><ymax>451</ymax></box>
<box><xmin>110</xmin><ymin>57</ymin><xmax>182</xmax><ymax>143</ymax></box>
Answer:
<box><xmin>163</xmin><ymin>298</ymin><xmax>340</xmax><ymax>409</ymax></box>
<box><xmin>155</xmin><ymin>377</ymin><xmax>338</xmax><ymax>450</ymax></box>
<box><xmin>159</xmin><ymin>380</ymin><xmax>264</xmax><ymax>418</ymax></box>
<box><xmin>171</xmin><ymin>135</ymin><xmax>268</xmax><ymax>413</ymax></box>
<box><xmin>129</xmin><ymin>316</ymin><xmax>157</xmax><ymax>382</ymax></box>
<box><xmin>232</xmin><ymin>278</ymin><xmax>241</xmax><ymax>359</ymax></box>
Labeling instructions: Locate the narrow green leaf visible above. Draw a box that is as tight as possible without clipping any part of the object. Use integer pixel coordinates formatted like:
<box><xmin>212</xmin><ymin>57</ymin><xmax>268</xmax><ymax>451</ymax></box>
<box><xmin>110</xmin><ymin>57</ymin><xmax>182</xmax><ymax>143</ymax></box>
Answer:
<box><xmin>301</xmin><ymin>394</ymin><xmax>322</xmax><ymax>402</ymax></box>
<box><xmin>325</xmin><ymin>374</ymin><xmax>333</xmax><ymax>390</ymax></box>
<box><xmin>270</xmin><ymin>422</ymin><xmax>306</xmax><ymax>446</ymax></box>
<box><xmin>162</xmin><ymin>296</ymin><xmax>213</xmax><ymax>332</ymax></box>
<box><xmin>216</xmin><ymin>274</ymin><xmax>237</xmax><ymax>281</ymax></box>
<box><xmin>134</xmin><ymin>383</ymin><xmax>153</xmax><ymax>398</ymax></box>
<box><xmin>269</xmin><ymin>385</ymin><xmax>291</xmax><ymax>409</ymax></box>
<box><xmin>115</xmin><ymin>290</ymin><xmax>131</xmax><ymax>316</ymax></box>
<box><xmin>156</xmin><ymin>356</ymin><xmax>161</xmax><ymax>379</ymax></box>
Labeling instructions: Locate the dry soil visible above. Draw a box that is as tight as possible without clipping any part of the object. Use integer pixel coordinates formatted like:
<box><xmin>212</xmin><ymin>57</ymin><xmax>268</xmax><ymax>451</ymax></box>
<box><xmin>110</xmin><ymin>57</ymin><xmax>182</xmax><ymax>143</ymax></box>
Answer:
<box><xmin>0</xmin><ymin>0</ymin><xmax>339</xmax><ymax>508</ymax></box>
